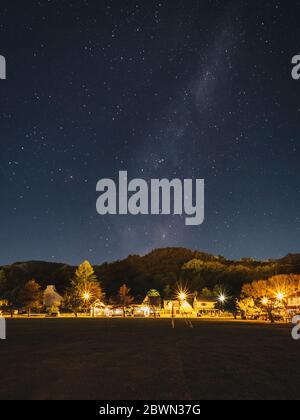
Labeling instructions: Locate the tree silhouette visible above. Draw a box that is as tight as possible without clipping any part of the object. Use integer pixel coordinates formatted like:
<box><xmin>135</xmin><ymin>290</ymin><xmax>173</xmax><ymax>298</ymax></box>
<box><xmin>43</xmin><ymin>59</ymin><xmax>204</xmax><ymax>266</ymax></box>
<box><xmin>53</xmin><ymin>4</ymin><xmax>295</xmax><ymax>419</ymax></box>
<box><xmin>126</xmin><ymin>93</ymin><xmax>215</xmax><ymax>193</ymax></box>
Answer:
<box><xmin>64</xmin><ymin>260</ymin><xmax>103</xmax><ymax>316</ymax></box>
<box><xmin>18</xmin><ymin>279</ymin><xmax>43</xmax><ymax>317</ymax></box>
<box><xmin>118</xmin><ymin>284</ymin><xmax>134</xmax><ymax>317</ymax></box>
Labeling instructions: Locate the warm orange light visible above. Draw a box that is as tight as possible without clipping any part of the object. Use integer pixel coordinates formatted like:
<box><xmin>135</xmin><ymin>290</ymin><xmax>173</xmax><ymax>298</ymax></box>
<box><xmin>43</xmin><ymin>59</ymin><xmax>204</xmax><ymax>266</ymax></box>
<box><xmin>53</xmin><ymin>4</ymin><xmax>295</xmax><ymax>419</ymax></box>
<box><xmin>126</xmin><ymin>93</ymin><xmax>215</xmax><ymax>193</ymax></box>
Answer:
<box><xmin>218</xmin><ymin>294</ymin><xmax>226</xmax><ymax>303</ymax></box>
<box><xmin>276</xmin><ymin>292</ymin><xmax>284</xmax><ymax>301</ymax></box>
<box><xmin>83</xmin><ymin>292</ymin><xmax>91</xmax><ymax>301</ymax></box>
<box><xmin>262</xmin><ymin>297</ymin><xmax>269</xmax><ymax>306</ymax></box>
<box><xmin>176</xmin><ymin>285</ymin><xmax>190</xmax><ymax>304</ymax></box>
<box><xmin>179</xmin><ymin>292</ymin><xmax>187</xmax><ymax>301</ymax></box>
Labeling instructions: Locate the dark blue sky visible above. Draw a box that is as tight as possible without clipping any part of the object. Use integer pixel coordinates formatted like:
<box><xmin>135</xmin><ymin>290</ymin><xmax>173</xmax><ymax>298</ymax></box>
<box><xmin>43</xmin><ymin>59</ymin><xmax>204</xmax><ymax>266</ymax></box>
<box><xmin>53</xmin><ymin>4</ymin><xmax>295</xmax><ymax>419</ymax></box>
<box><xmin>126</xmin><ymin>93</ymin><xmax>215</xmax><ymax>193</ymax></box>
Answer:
<box><xmin>0</xmin><ymin>0</ymin><xmax>299</xmax><ymax>265</ymax></box>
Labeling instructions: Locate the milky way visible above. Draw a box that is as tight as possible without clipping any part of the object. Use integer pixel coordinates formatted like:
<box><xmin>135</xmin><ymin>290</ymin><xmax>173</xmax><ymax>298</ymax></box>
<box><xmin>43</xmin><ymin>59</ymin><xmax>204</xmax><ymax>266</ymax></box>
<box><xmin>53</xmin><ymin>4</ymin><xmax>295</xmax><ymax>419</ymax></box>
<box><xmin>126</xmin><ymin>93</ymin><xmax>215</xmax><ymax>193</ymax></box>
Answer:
<box><xmin>0</xmin><ymin>0</ymin><xmax>299</xmax><ymax>264</ymax></box>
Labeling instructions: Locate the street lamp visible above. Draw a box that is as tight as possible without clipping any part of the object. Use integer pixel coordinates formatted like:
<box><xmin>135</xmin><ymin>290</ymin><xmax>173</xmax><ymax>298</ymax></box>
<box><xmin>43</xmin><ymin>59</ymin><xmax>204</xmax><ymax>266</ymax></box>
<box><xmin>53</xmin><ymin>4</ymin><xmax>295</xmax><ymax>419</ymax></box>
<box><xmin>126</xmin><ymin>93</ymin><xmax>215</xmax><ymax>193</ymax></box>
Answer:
<box><xmin>276</xmin><ymin>292</ymin><xmax>284</xmax><ymax>302</ymax></box>
<box><xmin>218</xmin><ymin>294</ymin><xmax>226</xmax><ymax>304</ymax></box>
<box><xmin>262</xmin><ymin>297</ymin><xmax>269</xmax><ymax>306</ymax></box>
<box><xmin>83</xmin><ymin>292</ymin><xmax>91</xmax><ymax>301</ymax></box>
<box><xmin>82</xmin><ymin>292</ymin><xmax>92</xmax><ymax>316</ymax></box>
<box><xmin>176</xmin><ymin>287</ymin><xmax>189</xmax><ymax>318</ymax></box>
<box><xmin>275</xmin><ymin>292</ymin><xmax>287</xmax><ymax>322</ymax></box>
<box><xmin>178</xmin><ymin>292</ymin><xmax>187</xmax><ymax>302</ymax></box>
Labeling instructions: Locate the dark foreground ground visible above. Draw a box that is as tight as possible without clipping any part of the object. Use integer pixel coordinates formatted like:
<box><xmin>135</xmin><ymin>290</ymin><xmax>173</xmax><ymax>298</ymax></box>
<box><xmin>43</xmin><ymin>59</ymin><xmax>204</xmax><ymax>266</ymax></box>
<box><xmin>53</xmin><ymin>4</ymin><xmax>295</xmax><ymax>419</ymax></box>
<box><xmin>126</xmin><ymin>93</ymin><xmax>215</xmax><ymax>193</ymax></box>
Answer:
<box><xmin>0</xmin><ymin>318</ymin><xmax>299</xmax><ymax>400</ymax></box>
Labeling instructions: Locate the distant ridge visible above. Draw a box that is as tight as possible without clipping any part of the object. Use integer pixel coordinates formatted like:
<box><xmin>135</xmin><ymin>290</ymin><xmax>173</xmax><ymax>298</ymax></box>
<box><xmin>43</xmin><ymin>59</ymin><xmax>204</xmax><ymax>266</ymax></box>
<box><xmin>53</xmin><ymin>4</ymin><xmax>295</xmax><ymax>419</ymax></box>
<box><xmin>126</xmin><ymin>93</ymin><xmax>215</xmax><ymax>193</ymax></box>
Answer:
<box><xmin>1</xmin><ymin>248</ymin><xmax>300</xmax><ymax>296</ymax></box>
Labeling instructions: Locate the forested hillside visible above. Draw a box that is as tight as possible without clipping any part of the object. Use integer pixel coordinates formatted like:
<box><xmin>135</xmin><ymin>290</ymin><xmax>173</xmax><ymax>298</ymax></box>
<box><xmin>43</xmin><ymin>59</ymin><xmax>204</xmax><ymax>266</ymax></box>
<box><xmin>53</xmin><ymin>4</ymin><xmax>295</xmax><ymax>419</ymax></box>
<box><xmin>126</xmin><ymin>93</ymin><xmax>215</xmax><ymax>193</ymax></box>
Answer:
<box><xmin>1</xmin><ymin>249</ymin><xmax>300</xmax><ymax>298</ymax></box>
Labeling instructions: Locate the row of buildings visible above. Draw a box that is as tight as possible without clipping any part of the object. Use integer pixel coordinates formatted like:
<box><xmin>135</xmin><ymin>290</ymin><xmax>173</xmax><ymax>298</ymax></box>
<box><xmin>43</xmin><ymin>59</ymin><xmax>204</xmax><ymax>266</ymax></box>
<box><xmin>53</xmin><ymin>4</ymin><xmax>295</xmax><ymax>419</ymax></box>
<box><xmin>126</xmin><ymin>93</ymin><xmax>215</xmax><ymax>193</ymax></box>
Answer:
<box><xmin>43</xmin><ymin>285</ymin><xmax>223</xmax><ymax>317</ymax></box>
<box><xmin>90</xmin><ymin>294</ymin><xmax>221</xmax><ymax>318</ymax></box>
<box><xmin>43</xmin><ymin>285</ymin><xmax>300</xmax><ymax>318</ymax></box>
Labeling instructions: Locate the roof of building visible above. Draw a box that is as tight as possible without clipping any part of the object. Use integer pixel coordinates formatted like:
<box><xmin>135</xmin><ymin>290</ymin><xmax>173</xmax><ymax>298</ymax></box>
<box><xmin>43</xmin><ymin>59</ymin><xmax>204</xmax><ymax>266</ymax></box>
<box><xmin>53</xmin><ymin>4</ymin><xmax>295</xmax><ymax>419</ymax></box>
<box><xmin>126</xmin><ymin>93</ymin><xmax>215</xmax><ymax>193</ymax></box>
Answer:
<box><xmin>287</xmin><ymin>292</ymin><xmax>300</xmax><ymax>299</ymax></box>
<box><xmin>196</xmin><ymin>295</ymin><xmax>219</xmax><ymax>303</ymax></box>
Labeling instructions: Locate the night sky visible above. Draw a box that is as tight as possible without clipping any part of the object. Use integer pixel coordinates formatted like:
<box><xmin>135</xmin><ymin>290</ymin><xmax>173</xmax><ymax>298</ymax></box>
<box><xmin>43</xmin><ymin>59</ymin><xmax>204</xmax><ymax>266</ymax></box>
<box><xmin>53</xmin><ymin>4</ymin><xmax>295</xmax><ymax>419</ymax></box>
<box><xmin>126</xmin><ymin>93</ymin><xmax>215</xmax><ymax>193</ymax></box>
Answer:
<box><xmin>0</xmin><ymin>0</ymin><xmax>299</xmax><ymax>265</ymax></box>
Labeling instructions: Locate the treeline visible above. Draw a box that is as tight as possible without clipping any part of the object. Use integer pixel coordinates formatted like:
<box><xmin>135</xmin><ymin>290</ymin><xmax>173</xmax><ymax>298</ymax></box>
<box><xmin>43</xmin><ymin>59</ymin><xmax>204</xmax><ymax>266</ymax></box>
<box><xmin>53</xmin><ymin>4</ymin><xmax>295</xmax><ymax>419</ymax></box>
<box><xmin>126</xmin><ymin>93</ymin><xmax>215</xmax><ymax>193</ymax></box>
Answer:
<box><xmin>97</xmin><ymin>249</ymin><xmax>300</xmax><ymax>298</ymax></box>
<box><xmin>180</xmin><ymin>259</ymin><xmax>279</xmax><ymax>296</ymax></box>
<box><xmin>1</xmin><ymin>256</ymin><xmax>300</xmax><ymax>322</ymax></box>
<box><xmin>238</xmin><ymin>274</ymin><xmax>300</xmax><ymax>322</ymax></box>
<box><xmin>0</xmin><ymin>261</ymin><xmax>136</xmax><ymax>317</ymax></box>
<box><xmin>1</xmin><ymin>248</ymin><xmax>300</xmax><ymax>301</ymax></box>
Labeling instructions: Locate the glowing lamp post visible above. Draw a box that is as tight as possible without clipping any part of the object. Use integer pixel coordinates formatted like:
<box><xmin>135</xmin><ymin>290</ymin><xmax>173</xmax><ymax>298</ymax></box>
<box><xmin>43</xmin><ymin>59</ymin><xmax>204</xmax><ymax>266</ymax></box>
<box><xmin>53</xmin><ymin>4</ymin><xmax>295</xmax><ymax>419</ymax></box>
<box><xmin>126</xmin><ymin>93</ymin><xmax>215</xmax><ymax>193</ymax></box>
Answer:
<box><xmin>82</xmin><ymin>292</ymin><xmax>92</xmax><ymax>316</ymax></box>
<box><xmin>276</xmin><ymin>292</ymin><xmax>284</xmax><ymax>302</ymax></box>
<box><xmin>218</xmin><ymin>294</ymin><xmax>227</xmax><ymax>316</ymax></box>
<box><xmin>276</xmin><ymin>292</ymin><xmax>286</xmax><ymax>322</ymax></box>
<box><xmin>178</xmin><ymin>293</ymin><xmax>186</xmax><ymax>317</ymax></box>
<box><xmin>218</xmin><ymin>294</ymin><xmax>226</xmax><ymax>304</ymax></box>
<box><xmin>83</xmin><ymin>292</ymin><xmax>91</xmax><ymax>301</ymax></box>
<box><xmin>177</xmin><ymin>289</ymin><xmax>188</xmax><ymax>317</ymax></box>
<box><xmin>178</xmin><ymin>292</ymin><xmax>187</xmax><ymax>302</ymax></box>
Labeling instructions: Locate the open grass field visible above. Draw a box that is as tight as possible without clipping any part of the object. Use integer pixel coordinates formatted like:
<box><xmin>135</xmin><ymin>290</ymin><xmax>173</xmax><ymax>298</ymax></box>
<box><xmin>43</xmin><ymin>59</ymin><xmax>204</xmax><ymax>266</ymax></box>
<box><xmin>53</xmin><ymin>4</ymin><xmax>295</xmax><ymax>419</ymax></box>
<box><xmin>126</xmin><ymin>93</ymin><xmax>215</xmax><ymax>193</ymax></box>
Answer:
<box><xmin>0</xmin><ymin>318</ymin><xmax>299</xmax><ymax>400</ymax></box>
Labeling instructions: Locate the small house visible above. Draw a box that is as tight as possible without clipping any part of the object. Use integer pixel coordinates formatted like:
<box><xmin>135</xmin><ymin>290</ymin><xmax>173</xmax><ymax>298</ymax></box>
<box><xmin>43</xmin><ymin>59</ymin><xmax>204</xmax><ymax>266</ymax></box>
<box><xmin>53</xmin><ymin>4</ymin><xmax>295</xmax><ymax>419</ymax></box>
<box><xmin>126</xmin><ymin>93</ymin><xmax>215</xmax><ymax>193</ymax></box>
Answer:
<box><xmin>193</xmin><ymin>295</ymin><xmax>220</xmax><ymax>317</ymax></box>
<box><xmin>287</xmin><ymin>292</ymin><xmax>300</xmax><ymax>315</ymax></box>
<box><xmin>90</xmin><ymin>299</ymin><xmax>107</xmax><ymax>317</ymax></box>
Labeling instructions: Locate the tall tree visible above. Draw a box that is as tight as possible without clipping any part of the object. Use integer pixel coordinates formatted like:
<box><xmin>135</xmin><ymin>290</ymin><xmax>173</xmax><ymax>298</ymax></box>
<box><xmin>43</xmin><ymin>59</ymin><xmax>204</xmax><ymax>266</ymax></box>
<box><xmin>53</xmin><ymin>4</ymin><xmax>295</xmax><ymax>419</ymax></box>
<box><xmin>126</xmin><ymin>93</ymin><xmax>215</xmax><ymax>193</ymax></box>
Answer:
<box><xmin>0</xmin><ymin>270</ymin><xmax>7</xmax><ymax>314</ymax></box>
<box><xmin>64</xmin><ymin>260</ymin><xmax>103</xmax><ymax>316</ymax></box>
<box><xmin>74</xmin><ymin>260</ymin><xmax>98</xmax><ymax>284</ymax></box>
<box><xmin>0</xmin><ymin>269</ymin><xmax>20</xmax><ymax>317</ymax></box>
<box><xmin>241</xmin><ymin>275</ymin><xmax>300</xmax><ymax>322</ymax></box>
<box><xmin>163</xmin><ymin>284</ymin><xmax>172</xmax><ymax>299</ymax></box>
<box><xmin>18</xmin><ymin>279</ymin><xmax>43</xmax><ymax>317</ymax></box>
<box><xmin>118</xmin><ymin>284</ymin><xmax>134</xmax><ymax>317</ymax></box>
<box><xmin>145</xmin><ymin>289</ymin><xmax>161</xmax><ymax>318</ymax></box>
<box><xmin>237</xmin><ymin>297</ymin><xmax>262</xmax><ymax>320</ymax></box>
<box><xmin>146</xmin><ymin>289</ymin><xmax>161</xmax><ymax>297</ymax></box>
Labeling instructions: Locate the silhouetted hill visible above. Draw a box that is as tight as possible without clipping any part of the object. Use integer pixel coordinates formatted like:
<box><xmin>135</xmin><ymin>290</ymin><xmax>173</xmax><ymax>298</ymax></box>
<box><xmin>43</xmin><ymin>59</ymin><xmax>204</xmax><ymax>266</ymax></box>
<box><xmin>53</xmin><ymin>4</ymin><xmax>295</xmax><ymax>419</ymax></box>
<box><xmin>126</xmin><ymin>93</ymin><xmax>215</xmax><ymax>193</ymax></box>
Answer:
<box><xmin>1</xmin><ymin>248</ymin><xmax>300</xmax><ymax>297</ymax></box>
<box><xmin>277</xmin><ymin>253</ymin><xmax>300</xmax><ymax>266</ymax></box>
<box><xmin>96</xmin><ymin>248</ymin><xmax>219</xmax><ymax>296</ymax></box>
<box><xmin>0</xmin><ymin>261</ymin><xmax>75</xmax><ymax>294</ymax></box>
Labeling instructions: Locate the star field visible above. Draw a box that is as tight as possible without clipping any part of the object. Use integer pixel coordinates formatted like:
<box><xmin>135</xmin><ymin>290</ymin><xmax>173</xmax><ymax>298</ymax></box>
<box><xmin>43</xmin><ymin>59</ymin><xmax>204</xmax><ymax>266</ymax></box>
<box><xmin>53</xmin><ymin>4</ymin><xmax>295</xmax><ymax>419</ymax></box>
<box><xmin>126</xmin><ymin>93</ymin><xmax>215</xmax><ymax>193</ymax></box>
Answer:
<box><xmin>0</xmin><ymin>0</ymin><xmax>299</xmax><ymax>264</ymax></box>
